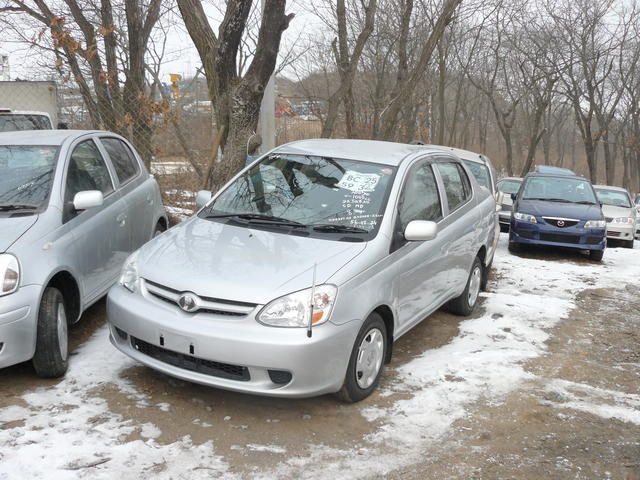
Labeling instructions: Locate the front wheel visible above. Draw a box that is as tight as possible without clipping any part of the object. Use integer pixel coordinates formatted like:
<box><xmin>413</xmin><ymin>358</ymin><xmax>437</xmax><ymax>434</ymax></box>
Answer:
<box><xmin>447</xmin><ymin>256</ymin><xmax>483</xmax><ymax>316</ymax></box>
<box><xmin>589</xmin><ymin>249</ymin><xmax>604</xmax><ymax>262</ymax></box>
<box><xmin>32</xmin><ymin>287</ymin><xmax>69</xmax><ymax>378</ymax></box>
<box><xmin>336</xmin><ymin>313</ymin><xmax>387</xmax><ymax>403</ymax></box>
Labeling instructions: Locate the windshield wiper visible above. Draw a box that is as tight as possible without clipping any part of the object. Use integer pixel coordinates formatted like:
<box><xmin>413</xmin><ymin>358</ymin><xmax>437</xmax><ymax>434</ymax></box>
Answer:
<box><xmin>524</xmin><ymin>197</ymin><xmax>569</xmax><ymax>203</ymax></box>
<box><xmin>573</xmin><ymin>201</ymin><xmax>597</xmax><ymax>205</ymax></box>
<box><xmin>205</xmin><ymin>212</ymin><xmax>306</xmax><ymax>228</ymax></box>
<box><xmin>312</xmin><ymin>224</ymin><xmax>369</xmax><ymax>234</ymax></box>
<box><xmin>0</xmin><ymin>204</ymin><xmax>39</xmax><ymax>212</ymax></box>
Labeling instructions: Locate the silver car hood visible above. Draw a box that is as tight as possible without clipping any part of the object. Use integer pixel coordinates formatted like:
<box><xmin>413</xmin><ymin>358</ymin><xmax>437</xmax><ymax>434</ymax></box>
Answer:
<box><xmin>601</xmin><ymin>204</ymin><xmax>633</xmax><ymax>219</ymax></box>
<box><xmin>137</xmin><ymin>217</ymin><xmax>368</xmax><ymax>304</ymax></box>
<box><xmin>0</xmin><ymin>214</ymin><xmax>38</xmax><ymax>252</ymax></box>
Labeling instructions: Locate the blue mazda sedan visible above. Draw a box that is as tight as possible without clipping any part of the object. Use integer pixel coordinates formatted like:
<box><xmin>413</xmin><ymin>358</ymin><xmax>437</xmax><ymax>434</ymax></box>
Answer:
<box><xmin>509</xmin><ymin>168</ymin><xmax>606</xmax><ymax>261</ymax></box>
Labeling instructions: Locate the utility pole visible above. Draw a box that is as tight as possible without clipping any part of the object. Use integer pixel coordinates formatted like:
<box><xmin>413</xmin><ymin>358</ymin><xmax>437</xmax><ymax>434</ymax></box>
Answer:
<box><xmin>259</xmin><ymin>0</ymin><xmax>276</xmax><ymax>152</ymax></box>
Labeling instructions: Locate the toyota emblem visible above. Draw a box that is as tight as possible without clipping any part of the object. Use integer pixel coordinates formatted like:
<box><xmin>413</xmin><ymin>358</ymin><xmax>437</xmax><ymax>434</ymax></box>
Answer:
<box><xmin>557</xmin><ymin>220</ymin><xmax>565</xmax><ymax>227</ymax></box>
<box><xmin>178</xmin><ymin>293</ymin><xmax>199</xmax><ymax>313</ymax></box>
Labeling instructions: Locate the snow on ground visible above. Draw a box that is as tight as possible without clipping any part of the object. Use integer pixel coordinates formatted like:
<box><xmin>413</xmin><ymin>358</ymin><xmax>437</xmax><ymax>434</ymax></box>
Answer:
<box><xmin>1</xmin><ymin>236</ymin><xmax>639</xmax><ymax>479</ymax></box>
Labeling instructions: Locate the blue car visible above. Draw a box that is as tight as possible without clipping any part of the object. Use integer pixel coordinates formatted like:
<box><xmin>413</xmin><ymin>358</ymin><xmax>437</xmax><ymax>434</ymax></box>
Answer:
<box><xmin>509</xmin><ymin>168</ymin><xmax>607</xmax><ymax>261</ymax></box>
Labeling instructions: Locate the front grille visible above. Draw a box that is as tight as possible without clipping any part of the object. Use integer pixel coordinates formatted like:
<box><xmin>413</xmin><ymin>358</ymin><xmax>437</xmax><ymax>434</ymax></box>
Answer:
<box><xmin>586</xmin><ymin>236</ymin><xmax>603</xmax><ymax>244</ymax></box>
<box><xmin>144</xmin><ymin>279</ymin><xmax>256</xmax><ymax>317</ymax></box>
<box><xmin>542</xmin><ymin>217</ymin><xmax>579</xmax><ymax>228</ymax></box>
<box><xmin>131</xmin><ymin>336</ymin><xmax>250</xmax><ymax>381</ymax></box>
<box><xmin>501</xmin><ymin>203</ymin><xmax>512</xmax><ymax>212</ymax></box>
<box><xmin>608</xmin><ymin>231</ymin><xmax>621</xmax><ymax>237</ymax></box>
<box><xmin>539</xmin><ymin>233</ymin><xmax>580</xmax><ymax>244</ymax></box>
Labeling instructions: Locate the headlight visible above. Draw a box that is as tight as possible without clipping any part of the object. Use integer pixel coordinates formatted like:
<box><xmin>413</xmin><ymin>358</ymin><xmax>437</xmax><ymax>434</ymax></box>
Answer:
<box><xmin>257</xmin><ymin>284</ymin><xmax>337</xmax><ymax>328</ymax></box>
<box><xmin>584</xmin><ymin>220</ymin><xmax>606</xmax><ymax>229</ymax></box>
<box><xmin>513</xmin><ymin>212</ymin><xmax>537</xmax><ymax>223</ymax></box>
<box><xmin>119</xmin><ymin>251</ymin><xmax>140</xmax><ymax>293</ymax></box>
<box><xmin>612</xmin><ymin>217</ymin><xmax>634</xmax><ymax>224</ymax></box>
<box><xmin>0</xmin><ymin>254</ymin><xmax>20</xmax><ymax>296</ymax></box>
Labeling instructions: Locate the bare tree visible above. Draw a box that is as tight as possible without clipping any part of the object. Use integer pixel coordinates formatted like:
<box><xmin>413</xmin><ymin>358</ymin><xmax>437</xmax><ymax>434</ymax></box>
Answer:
<box><xmin>177</xmin><ymin>0</ymin><xmax>294</xmax><ymax>191</ymax></box>
<box><xmin>0</xmin><ymin>0</ymin><xmax>164</xmax><ymax>165</ymax></box>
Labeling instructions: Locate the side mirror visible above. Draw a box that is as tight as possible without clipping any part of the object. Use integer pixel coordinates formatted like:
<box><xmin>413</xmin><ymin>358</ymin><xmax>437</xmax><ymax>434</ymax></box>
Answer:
<box><xmin>195</xmin><ymin>190</ymin><xmax>213</xmax><ymax>210</ymax></box>
<box><xmin>510</xmin><ymin>192</ymin><xmax>517</xmax><ymax>201</ymax></box>
<box><xmin>404</xmin><ymin>220</ymin><xmax>438</xmax><ymax>242</ymax></box>
<box><xmin>73</xmin><ymin>190</ymin><xmax>104</xmax><ymax>211</ymax></box>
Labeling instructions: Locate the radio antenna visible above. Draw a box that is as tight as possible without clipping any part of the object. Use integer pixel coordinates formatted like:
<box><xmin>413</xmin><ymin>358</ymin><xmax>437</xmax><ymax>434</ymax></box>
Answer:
<box><xmin>307</xmin><ymin>263</ymin><xmax>317</xmax><ymax>338</ymax></box>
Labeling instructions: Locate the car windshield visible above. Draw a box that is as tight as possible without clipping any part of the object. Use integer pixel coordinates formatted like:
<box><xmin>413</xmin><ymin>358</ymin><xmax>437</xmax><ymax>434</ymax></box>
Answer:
<box><xmin>522</xmin><ymin>176</ymin><xmax>597</xmax><ymax>204</ymax></box>
<box><xmin>595</xmin><ymin>188</ymin><xmax>631</xmax><ymax>208</ymax></box>
<box><xmin>463</xmin><ymin>160</ymin><xmax>491</xmax><ymax>190</ymax></box>
<box><xmin>203</xmin><ymin>154</ymin><xmax>396</xmax><ymax>238</ymax></box>
<box><xmin>0</xmin><ymin>114</ymin><xmax>52</xmax><ymax>132</ymax></box>
<box><xmin>497</xmin><ymin>179</ymin><xmax>522</xmax><ymax>194</ymax></box>
<box><xmin>0</xmin><ymin>145</ymin><xmax>59</xmax><ymax>210</ymax></box>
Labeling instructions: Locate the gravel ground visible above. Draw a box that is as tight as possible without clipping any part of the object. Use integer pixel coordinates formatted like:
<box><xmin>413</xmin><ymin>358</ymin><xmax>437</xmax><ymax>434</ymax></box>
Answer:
<box><xmin>1</xmin><ymin>235</ymin><xmax>638</xmax><ymax>479</ymax></box>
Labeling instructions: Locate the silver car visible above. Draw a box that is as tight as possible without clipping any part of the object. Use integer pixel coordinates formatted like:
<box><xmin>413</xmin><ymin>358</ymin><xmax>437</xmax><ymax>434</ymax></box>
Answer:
<box><xmin>594</xmin><ymin>185</ymin><xmax>637</xmax><ymax>248</ymax></box>
<box><xmin>496</xmin><ymin>176</ymin><xmax>523</xmax><ymax>230</ymax></box>
<box><xmin>0</xmin><ymin>130</ymin><xmax>167</xmax><ymax>376</ymax></box>
<box><xmin>107</xmin><ymin>139</ymin><xmax>496</xmax><ymax>402</ymax></box>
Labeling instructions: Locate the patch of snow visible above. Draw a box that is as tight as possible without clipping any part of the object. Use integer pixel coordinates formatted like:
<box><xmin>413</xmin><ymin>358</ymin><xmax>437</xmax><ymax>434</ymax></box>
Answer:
<box><xmin>246</xmin><ymin>444</ymin><xmax>287</xmax><ymax>454</ymax></box>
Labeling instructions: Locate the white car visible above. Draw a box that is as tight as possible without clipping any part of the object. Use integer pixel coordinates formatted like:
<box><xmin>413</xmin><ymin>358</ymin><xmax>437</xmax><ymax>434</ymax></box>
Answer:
<box><xmin>594</xmin><ymin>185</ymin><xmax>637</xmax><ymax>248</ymax></box>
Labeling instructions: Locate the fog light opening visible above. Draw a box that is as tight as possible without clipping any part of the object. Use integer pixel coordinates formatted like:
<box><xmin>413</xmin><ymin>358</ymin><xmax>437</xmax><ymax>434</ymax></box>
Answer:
<box><xmin>268</xmin><ymin>369</ymin><xmax>293</xmax><ymax>385</ymax></box>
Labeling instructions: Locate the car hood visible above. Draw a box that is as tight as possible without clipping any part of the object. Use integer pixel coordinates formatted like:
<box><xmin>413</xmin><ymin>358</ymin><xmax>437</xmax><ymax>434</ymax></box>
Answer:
<box><xmin>517</xmin><ymin>200</ymin><xmax>603</xmax><ymax>220</ymax></box>
<box><xmin>0</xmin><ymin>214</ymin><xmax>38</xmax><ymax>252</ymax></box>
<box><xmin>137</xmin><ymin>217</ymin><xmax>368</xmax><ymax>305</ymax></box>
<box><xmin>601</xmin><ymin>204</ymin><xmax>634</xmax><ymax>219</ymax></box>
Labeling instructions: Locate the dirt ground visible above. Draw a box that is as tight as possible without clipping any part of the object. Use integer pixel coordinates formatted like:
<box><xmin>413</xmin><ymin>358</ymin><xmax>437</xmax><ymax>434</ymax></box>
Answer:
<box><xmin>1</xmin><ymin>239</ymin><xmax>639</xmax><ymax>479</ymax></box>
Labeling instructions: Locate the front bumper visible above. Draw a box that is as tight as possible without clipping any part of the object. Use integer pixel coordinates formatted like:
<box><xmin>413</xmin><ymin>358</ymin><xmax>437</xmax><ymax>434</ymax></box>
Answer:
<box><xmin>107</xmin><ymin>284</ymin><xmax>360</xmax><ymax>398</ymax></box>
<box><xmin>605</xmin><ymin>223</ymin><xmax>635</xmax><ymax>242</ymax></box>
<box><xmin>498</xmin><ymin>211</ymin><xmax>512</xmax><ymax>226</ymax></box>
<box><xmin>0</xmin><ymin>285</ymin><xmax>41</xmax><ymax>368</ymax></box>
<box><xmin>510</xmin><ymin>220</ymin><xmax>606</xmax><ymax>251</ymax></box>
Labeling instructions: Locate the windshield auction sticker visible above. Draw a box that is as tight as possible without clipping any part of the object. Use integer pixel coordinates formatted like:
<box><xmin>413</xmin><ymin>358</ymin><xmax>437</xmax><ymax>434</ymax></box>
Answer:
<box><xmin>338</xmin><ymin>171</ymin><xmax>381</xmax><ymax>193</ymax></box>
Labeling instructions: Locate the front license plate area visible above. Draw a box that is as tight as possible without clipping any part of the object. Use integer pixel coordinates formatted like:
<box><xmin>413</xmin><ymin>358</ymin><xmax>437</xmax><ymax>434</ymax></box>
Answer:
<box><xmin>158</xmin><ymin>330</ymin><xmax>195</xmax><ymax>355</ymax></box>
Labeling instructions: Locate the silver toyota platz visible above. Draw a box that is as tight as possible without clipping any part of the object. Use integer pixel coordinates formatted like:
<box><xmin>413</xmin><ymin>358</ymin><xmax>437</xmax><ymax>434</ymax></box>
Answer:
<box><xmin>107</xmin><ymin>139</ymin><xmax>497</xmax><ymax>402</ymax></box>
<box><xmin>0</xmin><ymin>130</ymin><xmax>166</xmax><ymax>377</ymax></box>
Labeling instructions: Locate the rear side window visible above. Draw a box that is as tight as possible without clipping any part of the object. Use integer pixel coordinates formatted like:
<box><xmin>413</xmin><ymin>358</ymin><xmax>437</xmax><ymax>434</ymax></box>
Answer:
<box><xmin>398</xmin><ymin>162</ymin><xmax>442</xmax><ymax>230</ymax></box>
<box><xmin>437</xmin><ymin>162</ymin><xmax>471</xmax><ymax>212</ymax></box>
<box><xmin>101</xmin><ymin>138</ymin><xmax>140</xmax><ymax>184</ymax></box>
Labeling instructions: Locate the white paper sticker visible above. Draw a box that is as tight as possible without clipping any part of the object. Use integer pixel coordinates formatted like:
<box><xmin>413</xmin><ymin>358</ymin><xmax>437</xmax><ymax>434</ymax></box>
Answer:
<box><xmin>337</xmin><ymin>170</ymin><xmax>381</xmax><ymax>193</ymax></box>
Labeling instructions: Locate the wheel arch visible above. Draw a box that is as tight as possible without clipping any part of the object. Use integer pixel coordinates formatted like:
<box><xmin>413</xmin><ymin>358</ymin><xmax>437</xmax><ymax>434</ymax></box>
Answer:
<box><xmin>370</xmin><ymin>304</ymin><xmax>395</xmax><ymax>364</ymax></box>
<box><xmin>46</xmin><ymin>270</ymin><xmax>81</xmax><ymax>323</ymax></box>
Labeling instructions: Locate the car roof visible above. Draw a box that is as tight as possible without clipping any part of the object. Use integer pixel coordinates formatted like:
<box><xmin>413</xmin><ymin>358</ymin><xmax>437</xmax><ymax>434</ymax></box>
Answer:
<box><xmin>431</xmin><ymin>145</ymin><xmax>489</xmax><ymax>165</ymax></box>
<box><xmin>0</xmin><ymin>129</ymin><xmax>105</xmax><ymax>146</ymax></box>
<box><xmin>533</xmin><ymin>165</ymin><xmax>576</xmax><ymax>176</ymax></box>
<box><xmin>593</xmin><ymin>184</ymin><xmax>629</xmax><ymax>193</ymax></box>
<box><xmin>0</xmin><ymin>110</ymin><xmax>52</xmax><ymax>118</ymax></box>
<box><xmin>276</xmin><ymin>139</ymin><xmax>442</xmax><ymax>166</ymax></box>
<box><xmin>498</xmin><ymin>176</ymin><xmax>522</xmax><ymax>182</ymax></box>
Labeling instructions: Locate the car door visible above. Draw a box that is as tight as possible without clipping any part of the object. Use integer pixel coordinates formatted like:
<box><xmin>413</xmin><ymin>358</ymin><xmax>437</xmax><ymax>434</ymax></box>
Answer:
<box><xmin>63</xmin><ymin>138</ymin><xmax>130</xmax><ymax>302</ymax></box>
<box><xmin>391</xmin><ymin>159</ymin><xmax>455</xmax><ymax>332</ymax></box>
<box><xmin>98</xmin><ymin>136</ymin><xmax>152</xmax><ymax>249</ymax></box>
<box><xmin>434</xmin><ymin>160</ymin><xmax>478</xmax><ymax>291</ymax></box>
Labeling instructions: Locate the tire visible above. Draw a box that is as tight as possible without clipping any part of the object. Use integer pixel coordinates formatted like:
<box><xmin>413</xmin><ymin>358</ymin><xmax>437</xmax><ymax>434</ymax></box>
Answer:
<box><xmin>447</xmin><ymin>256</ymin><xmax>483</xmax><ymax>316</ymax></box>
<box><xmin>508</xmin><ymin>241</ymin><xmax>521</xmax><ymax>253</ymax></box>
<box><xmin>336</xmin><ymin>313</ymin><xmax>387</xmax><ymax>403</ymax></box>
<box><xmin>153</xmin><ymin>221</ymin><xmax>166</xmax><ymax>238</ymax></box>
<box><xmin>32</xmin><ymin>287</ymin><xmax>69</xmax><ymax>378</ymax></box>
<box><xmin>481</xmin><ymin>257</ymin><xmax>492</xmax><ymax>291</ymax></box>
<box><xmin>589</xmin><ymin>249</ymin><xmax>604</xmax><ymax>262</ymax></box>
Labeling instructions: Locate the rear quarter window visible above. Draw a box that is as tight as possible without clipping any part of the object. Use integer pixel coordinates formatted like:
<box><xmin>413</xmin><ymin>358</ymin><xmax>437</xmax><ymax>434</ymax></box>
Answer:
<box><xmin>101</xmin><ymin>137</ymin><xmax>140</xmax><ymax>184</ymax></box>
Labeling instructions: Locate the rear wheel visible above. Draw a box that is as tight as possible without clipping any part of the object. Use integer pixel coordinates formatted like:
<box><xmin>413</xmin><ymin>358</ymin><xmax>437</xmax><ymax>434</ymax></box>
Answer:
<box><xmin>337</xmin><ymin>313</ymin><xmax>387</xmax><ymax>403</ymax></box>
<box><xmin>448</xmin><ymin>257</ymin><xmax>483</xmax><ymax>316</ymax></box>
<box><xmin>589</xmin><ymin>249</ymin><xmax>604</xmax><ymax>262</ymax></box>
<box><xmin>32</xmin><ymin>287</ymin><xmax>69</xmax><ymax>378</ymax></box>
